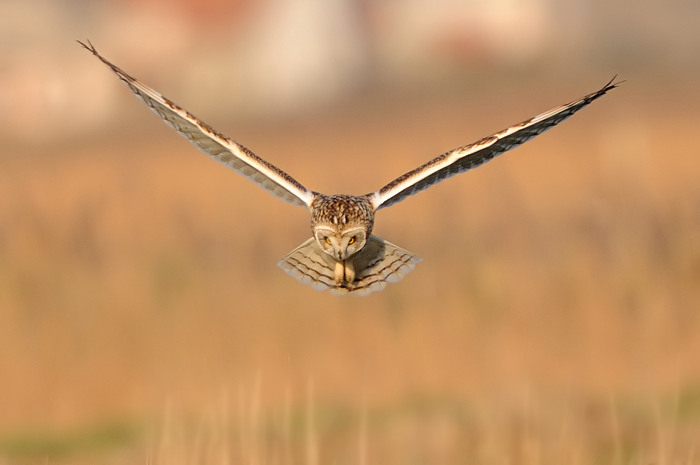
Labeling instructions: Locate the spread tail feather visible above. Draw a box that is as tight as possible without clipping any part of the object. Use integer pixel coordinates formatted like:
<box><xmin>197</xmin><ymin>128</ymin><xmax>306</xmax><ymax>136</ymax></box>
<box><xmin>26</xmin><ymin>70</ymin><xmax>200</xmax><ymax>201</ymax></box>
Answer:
<box><xmin>278</xmin><ymin>235</ymin><xmax>421</xmax><ymax>296</ymax></box>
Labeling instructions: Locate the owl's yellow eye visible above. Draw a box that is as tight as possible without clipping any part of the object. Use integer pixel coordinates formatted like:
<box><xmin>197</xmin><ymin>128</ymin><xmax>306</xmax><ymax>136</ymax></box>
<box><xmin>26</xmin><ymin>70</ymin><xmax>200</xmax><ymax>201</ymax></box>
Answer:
<box><xmin>325</xmin><ymin>237</ymin><xmax>332</xmax><ymax>245</ymax></box>
<box><xmin>348</xmin><ymin>236</ymin><xmax>355</xmax><ymax>245</ymax></box>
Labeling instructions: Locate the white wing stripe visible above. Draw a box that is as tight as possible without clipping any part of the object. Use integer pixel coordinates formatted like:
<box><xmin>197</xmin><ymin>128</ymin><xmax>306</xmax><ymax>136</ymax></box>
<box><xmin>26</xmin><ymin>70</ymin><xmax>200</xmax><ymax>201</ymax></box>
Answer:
<box><xmin>126</xmin><ymin>73</ymin><xmax>315</xmax><ymax>207</ymax></box>
<box><xmin>370</xmin><ymin>78</ymin><xmax>619</xmax><ymax>210</ymax></box>
<box><xmin>80</xmin><ymin>41</ymin><xmax>315</xmax><ymax>208</ymax></box>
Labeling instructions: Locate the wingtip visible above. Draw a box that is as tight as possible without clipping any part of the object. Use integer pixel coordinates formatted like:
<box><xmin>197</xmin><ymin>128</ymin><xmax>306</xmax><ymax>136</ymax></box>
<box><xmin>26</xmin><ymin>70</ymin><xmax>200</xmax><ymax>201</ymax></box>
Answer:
<box><xmin>604</xmin><ymin>74</ymin><xmax>625</xmax><ymax>91</ymax></box>
<box><xmin>76</xmin><ymin>39</ymin><xmax>97</xmax><ymax>55</ymax></box>
<box><xmin>588</xmin><ymin>75</ymin><xmax>623</xmax><ymax>102</ymax></box>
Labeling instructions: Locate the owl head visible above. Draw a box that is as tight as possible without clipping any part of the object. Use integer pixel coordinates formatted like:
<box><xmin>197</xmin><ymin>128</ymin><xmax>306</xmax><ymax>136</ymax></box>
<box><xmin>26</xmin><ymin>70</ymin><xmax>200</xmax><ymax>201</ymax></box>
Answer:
<box><xmin>310</xmin><ymin>195</ymin><xmax>374</xmax><ymax>261</ymax></box>
<box><xmin>314</xmin><ymin>225</ymin><xmax>367</xmax><ymax>260</ymax></box>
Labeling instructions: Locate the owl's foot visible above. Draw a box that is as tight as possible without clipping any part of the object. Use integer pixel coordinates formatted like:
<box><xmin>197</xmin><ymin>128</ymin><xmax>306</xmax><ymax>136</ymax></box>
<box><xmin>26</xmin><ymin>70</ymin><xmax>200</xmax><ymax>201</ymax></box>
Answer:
<box><xmin>334</xmin><ymin>260</ymin><xmax>356</xmax><ymax>285</ymax></box>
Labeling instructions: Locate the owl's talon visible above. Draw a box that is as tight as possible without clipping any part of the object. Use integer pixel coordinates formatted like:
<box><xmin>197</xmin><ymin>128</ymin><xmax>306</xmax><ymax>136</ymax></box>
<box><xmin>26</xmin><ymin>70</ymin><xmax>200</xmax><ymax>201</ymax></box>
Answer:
<box><xmin>344</xmin><ymin>260</ymin><xmax>356</xmax><ymax>284</ymax></box>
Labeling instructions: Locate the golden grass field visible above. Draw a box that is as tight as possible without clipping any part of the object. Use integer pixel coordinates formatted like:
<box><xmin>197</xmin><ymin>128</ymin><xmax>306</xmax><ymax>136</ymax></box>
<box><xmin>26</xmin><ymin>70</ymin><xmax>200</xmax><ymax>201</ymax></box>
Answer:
<box><xmin>0</xmin><ymin>76</ymin><xmax>699</xmax><ymax>464</ymax></box>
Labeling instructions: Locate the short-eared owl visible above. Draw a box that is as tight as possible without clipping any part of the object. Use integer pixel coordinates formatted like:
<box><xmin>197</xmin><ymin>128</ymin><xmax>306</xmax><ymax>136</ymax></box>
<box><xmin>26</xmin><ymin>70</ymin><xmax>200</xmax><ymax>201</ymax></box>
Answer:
<box><xmin>79</xmin><ymin>41</ymin><xmax>619</xmax><ymax>296</ymax></box>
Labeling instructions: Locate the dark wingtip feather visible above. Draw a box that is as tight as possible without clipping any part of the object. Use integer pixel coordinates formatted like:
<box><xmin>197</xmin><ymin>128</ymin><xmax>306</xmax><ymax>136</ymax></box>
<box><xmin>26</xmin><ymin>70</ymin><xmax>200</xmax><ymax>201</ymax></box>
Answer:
<box><xmin>582</xmin><ymin>75</ymin><xmax>622</xmax><ymax>106</ymax></box>
<box><xmin>603</xmin><ymin>75</ymin><xmax>625</xmax><ymax>92</ymax></box>
<box><xmin>76</xmin><ymin>39</ymin><xmax>97</xmax><ymax>54</ymax></box>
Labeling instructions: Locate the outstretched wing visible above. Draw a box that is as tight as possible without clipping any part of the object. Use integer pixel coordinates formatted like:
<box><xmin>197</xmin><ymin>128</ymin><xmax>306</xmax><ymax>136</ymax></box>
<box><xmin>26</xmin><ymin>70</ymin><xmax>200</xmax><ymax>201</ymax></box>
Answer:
<box><xmin>78</xmin><ymin>41</ymin><xmax>315</xmax><ymax>208</ymax></box>
<box><xmin>368</xmin><ymin>77</ymin><xmax>621</xmax><ymax>211</ymax></box>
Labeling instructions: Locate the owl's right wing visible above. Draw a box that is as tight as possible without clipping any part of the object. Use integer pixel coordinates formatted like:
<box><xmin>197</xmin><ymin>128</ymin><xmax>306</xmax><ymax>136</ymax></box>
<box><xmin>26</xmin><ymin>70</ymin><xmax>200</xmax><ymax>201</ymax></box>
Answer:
<box><xmin>79</xmin><ymin>41</ymin><xmax>315</xmax><ymax>208</ymax></box>
<box><xmin>368</xmin><ymin>77</ymin><xmax>620</xmax><ymax>211</ymax></box>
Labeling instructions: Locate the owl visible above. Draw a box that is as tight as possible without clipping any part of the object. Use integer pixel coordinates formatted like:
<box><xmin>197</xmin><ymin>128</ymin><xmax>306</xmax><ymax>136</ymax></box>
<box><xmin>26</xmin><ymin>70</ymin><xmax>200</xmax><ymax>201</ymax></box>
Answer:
<box><xmin>79</xmin><ymin>41</ymin><xmax>619</xmax><ymax>296</ymax></box>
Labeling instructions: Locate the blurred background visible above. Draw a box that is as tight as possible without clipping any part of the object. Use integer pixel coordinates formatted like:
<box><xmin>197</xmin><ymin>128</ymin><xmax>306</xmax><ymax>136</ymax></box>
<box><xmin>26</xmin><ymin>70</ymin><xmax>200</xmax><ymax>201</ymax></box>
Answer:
<box><xmin>1</xmin><ymin>0</ymin><xmax>699</xmax><ymax>463</ymax></box>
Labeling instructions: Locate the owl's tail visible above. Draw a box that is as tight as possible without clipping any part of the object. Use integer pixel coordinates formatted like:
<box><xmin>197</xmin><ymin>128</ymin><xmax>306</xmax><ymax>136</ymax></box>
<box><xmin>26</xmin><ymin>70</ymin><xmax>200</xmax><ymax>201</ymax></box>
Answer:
<box><xmin>278</xmin><ymin>235</ymin><xmax>421</xmax><ymax>296</ymax></box>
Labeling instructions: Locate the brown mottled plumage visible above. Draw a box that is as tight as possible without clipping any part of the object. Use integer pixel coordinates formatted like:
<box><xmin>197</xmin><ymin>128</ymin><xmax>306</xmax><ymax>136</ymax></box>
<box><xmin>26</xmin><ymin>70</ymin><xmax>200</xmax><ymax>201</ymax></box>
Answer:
<box><xmin>79</xmin><ymin>40</ymin><xmax>620</xmax><ymax>296</ymax></box>
<box><xmin>311</xmin><ymin>195</ymin><xmax>374</xmax><ymax>233</ymax></box>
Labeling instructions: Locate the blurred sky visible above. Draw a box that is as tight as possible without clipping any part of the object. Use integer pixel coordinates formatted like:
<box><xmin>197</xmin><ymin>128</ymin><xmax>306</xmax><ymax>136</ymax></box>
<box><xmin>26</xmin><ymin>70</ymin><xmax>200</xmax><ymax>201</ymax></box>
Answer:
<box><xmin>0</xmin><ymin>0</ymin><xmax>698</xmax><ymax>143</ymax></box>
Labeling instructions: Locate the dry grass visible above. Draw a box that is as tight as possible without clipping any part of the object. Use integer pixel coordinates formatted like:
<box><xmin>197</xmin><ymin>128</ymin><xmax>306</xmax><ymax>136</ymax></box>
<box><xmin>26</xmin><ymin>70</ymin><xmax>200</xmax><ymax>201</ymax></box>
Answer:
<box><xmin>0</xmin><ymin>78</ymin><xmax>699</xmax><ymax>464</ymax></box>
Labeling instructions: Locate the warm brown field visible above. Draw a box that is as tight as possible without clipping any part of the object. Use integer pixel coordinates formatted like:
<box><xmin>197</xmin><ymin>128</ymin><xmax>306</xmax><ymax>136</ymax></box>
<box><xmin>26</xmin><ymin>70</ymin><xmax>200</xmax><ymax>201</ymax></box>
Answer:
<box><xmin>1</xmin><ymin>77</ymin><xmax>699</xmax><ymax>464</ymax></box>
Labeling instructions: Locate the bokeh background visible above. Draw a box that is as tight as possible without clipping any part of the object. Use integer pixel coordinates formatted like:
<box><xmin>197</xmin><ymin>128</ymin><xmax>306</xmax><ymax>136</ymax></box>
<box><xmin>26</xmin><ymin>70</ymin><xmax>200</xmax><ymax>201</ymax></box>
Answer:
<box><xmin>1</xmin><ymin>0</ymin><xmax>699</xmax><ymax>463</ymax></box>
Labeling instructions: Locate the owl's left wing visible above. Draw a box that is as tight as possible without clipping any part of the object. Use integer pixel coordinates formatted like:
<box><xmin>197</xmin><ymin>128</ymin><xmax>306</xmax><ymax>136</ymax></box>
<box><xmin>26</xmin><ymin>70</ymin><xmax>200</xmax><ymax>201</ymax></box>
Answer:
<box><xmin>368</xmin><ymin>78</ymin><xmax>621</xmax><ymax>211</ymax></box>
<box><xmin>78</xmin><ymin>41</ymin><xmax>315</xmax><ymax>208</ymax></box>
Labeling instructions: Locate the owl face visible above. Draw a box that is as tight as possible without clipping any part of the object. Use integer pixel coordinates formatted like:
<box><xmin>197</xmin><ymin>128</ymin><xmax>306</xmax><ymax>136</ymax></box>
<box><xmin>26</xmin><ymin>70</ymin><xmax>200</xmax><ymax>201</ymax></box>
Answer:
<box><xmin>314</xmin><ymin>225</ymin><xmax>367</xmax><ymax>261</ymax></box>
